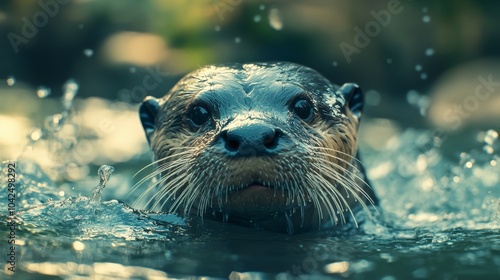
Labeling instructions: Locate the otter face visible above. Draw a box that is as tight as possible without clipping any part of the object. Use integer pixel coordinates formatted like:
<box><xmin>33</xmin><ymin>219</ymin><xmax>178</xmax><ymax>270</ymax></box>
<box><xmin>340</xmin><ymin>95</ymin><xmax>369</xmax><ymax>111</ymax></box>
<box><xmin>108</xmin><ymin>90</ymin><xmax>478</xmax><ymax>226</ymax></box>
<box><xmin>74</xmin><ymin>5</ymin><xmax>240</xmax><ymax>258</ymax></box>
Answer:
<box><xmin>138</xmin><ymin>62</ymin><xmax>375</xmax><ymax>231</ymax></box>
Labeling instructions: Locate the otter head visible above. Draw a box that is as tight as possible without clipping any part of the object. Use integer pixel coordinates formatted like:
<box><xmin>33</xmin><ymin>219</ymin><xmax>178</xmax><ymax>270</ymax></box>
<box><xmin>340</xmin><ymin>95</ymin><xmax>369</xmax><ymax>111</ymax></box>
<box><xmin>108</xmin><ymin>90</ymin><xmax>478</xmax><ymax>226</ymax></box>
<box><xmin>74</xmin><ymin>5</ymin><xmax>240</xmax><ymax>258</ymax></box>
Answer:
<box><xmin>138</xmin><ymin>62</ymin><xmax>375</xmax><ymax>233</ymax></box>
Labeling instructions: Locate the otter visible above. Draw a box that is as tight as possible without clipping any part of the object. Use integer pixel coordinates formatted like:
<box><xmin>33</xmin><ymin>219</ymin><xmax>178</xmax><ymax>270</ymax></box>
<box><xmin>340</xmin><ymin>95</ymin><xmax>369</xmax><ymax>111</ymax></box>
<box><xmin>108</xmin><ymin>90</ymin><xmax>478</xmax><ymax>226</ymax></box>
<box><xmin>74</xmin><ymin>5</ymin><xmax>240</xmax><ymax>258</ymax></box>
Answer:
<box><xmin>136</xmin><ymin>62</ymin><xmax>377</xmax><ymax>233</ymax></box>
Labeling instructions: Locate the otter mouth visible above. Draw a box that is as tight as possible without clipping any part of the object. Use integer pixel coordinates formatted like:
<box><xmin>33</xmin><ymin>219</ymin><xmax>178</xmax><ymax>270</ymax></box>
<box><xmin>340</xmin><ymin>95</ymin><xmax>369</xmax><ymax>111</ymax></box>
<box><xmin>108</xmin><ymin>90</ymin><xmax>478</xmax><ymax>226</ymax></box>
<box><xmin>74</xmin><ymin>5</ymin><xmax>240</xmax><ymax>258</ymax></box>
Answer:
<box><xmin>239</xmin><ymin>183</ymin><xmax>274</xmax><ymax>192</ymax></box>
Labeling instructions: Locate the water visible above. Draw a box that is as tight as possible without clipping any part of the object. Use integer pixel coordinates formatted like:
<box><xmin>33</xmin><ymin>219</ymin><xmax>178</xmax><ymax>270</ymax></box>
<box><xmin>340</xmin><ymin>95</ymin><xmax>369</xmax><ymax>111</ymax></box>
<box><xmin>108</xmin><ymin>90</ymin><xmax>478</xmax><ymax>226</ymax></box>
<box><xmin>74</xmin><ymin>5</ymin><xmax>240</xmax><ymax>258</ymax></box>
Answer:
<box><xmin>1</xmin><ymin>91</ymin><xmax>499</xmax><ymax>279</ymax></box>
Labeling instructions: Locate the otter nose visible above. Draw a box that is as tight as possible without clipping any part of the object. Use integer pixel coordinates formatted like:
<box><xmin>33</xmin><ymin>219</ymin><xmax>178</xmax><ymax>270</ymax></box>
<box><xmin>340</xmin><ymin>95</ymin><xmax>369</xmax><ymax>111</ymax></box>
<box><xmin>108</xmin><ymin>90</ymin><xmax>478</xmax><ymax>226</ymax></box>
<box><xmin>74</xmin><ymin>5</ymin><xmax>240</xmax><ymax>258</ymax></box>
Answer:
<box><xmin>221</xmin><ymin>122</ymin><xmax>281</xmax><ymax>156</ymax></box>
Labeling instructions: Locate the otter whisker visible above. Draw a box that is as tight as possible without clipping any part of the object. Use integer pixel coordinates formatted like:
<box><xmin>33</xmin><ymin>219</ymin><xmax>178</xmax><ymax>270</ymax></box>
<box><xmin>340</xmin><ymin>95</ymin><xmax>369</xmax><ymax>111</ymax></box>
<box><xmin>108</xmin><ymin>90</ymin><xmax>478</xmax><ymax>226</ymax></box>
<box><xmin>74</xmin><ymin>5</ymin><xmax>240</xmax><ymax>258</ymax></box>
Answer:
<box><xmin>130</xmin><ymin>150</ymin><xmax>193</xmax><ymax>196</ymax></box>
<box><xmin>130</xmin><ymin>159</ymin><xmax>189</xmax><ymax>198</ymax></box>
<box><xmin>312</xmin><ymin>160</ymin><xmax>374</xmax><ymax>225</ymax></box>
<box><xmin>310</xmin><ymin>168</ymin><xmax>354</xmax><ymax>225</ymax></box>
<box><xmin>315</xmin><ymin>157</ymin><xmax>376</xmax><ymax>207</ymax></box>
<box><xmin>145</xmin><ymin>162</ymin><xmax>191</xmax><ymax>210</ymax></box>
<box><xmin>132</xmin><ymin>160</ymin><xmax>189</xmax><ymax>209</ymax></box>
<box><xmin>309</xmin><ymin>170</ymin><xmax>348</xmax><ymax>223</ymax></box>
<box><xmin>132</xmin><ymin>149</ymin><xmax>193</xmax><ymax>178</ymax></box>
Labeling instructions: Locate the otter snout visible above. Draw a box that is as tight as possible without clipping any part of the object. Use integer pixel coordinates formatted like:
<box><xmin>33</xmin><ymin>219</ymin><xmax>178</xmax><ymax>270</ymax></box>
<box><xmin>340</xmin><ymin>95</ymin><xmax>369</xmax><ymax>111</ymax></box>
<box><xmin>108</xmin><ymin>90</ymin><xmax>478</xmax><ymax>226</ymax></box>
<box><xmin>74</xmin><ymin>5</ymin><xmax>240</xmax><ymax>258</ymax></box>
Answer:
<box><xmin>216</xmin><ymin>120</ymin><xmax>286</xmax><ymax>157</ymax></box>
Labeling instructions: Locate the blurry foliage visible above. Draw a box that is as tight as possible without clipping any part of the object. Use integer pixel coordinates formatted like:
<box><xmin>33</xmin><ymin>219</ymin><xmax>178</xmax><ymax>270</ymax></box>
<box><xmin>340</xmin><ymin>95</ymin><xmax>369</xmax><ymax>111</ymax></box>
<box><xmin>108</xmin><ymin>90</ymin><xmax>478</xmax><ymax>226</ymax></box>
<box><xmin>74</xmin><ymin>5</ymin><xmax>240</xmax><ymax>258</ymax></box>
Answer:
<box><xmin>0</xmin><ymin>0</ymin><xmax>499</xmax><ymax>124</ymax></box>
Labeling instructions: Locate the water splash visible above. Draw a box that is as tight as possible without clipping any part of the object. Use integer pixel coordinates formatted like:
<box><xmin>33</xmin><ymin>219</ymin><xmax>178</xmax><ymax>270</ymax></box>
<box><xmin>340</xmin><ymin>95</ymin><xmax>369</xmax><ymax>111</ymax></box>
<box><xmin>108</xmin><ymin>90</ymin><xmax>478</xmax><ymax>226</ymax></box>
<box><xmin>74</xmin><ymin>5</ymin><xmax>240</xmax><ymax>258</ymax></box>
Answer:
<box><xmin>90</xmin><ymin>165</ymin><xmax>114</xmax><ymax>204</ymax></box>
<box><xmin>62</xmin><ymin>79</ymin><xmax>79</xmax><ymax>111</ymax></box>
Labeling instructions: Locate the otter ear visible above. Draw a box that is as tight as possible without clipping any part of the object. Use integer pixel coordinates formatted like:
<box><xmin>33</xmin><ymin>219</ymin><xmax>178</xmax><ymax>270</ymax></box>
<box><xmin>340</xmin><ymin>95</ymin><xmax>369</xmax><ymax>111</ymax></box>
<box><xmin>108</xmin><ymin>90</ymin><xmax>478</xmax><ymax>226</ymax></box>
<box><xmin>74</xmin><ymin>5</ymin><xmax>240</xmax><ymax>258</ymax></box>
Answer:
<box><xmin>139</xmin><ymin>96</ymin><xmax>159</xmax><ymax>143</ymax></box>
<box><xmin>339</xmin><ymin>83</ymin><xmax>363</xmax><ymax>119</ymax></box>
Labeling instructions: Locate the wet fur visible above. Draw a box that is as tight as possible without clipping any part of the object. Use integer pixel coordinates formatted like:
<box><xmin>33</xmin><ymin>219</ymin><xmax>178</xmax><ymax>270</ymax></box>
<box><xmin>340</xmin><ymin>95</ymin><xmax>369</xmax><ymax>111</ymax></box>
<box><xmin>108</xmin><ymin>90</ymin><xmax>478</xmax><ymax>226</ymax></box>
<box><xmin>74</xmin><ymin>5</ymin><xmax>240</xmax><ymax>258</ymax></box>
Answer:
<box><xmin>134</xmin><ymin>62</ymin><xmax>377</xmax><ymax>233</ymax></box>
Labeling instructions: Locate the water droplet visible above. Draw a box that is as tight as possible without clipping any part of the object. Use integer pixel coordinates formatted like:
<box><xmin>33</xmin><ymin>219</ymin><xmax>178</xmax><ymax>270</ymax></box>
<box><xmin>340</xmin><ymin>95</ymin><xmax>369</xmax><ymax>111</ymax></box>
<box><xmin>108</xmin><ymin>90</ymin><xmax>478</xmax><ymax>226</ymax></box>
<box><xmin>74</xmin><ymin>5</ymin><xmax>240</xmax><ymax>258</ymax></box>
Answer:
<box><xmin>253</xmin><ymin>15</ymin><xmax>261</xmax><ymax>22</ymax></box>
<box><xmin>29</xmin><ymin>128</ymin><xmax>43</xmax><ymax>141</ymax></box>
<box><xmin>259</xmin><ymin>4</ymin><xmax>265</xmax><ymax>10</ymax></box>
<box><xmin>6</xmin><ymin>76</ymin><xmax>15</xmax><ymax>86</ymax></box>
<box><xmin>58</xmin><ymin>191</ymin><xmax>65</xmax><ymax>196</ymax></box>
<box><xmin>406</xmin><ymin>90</ymin><xmax>420</xmax><ymax>105</ymax></box>
<box><xmin>268</xmin><ymin>8</ymin><xmax>283</xmax><ymax>30</ymax></box>
<box><xmin>83</xmin><ymin>49</ymin><xmax>93</xmax><ymax>57</ymax></box>
<box><xmin>415</xmin><ymin>64</ymin><xmax>423</xmax><ymax>71</ymax></box>
<box><xmin>422</xmin><ymin>15</ymin><xmax>431</xmax><ymax>23</ymax></box>
<box><xmin>491</xmin><ymin>160</ymin><xmax>497</xmax><ymax>167</ymax></box>
<box><xmin>62</xmin><ymin>79</ymin><xmax>79</xmax><ymax>110</ymax></box>
<box><xmin>214</xmin><ymin>25</ymin><xmax>221</xmax><ymax>32</ymax></box>
<box><xmin>36</xmin><ymin>86</ymin><xmax>51</xmax><ymax>98</ymax></box>
<box><xmin>332</xmin><ymin>61</ymin><xmax>338</xmax><ymax>67</ymax></box>
<box><xmin>425</xmin><ymin>48</ymin><xmax>435</xmax><ymax>56</ymax></box>
<box><xmin>420</xmin><ymin>73</ymin><xmax>428</xmax><ymax>80</ymax></box>
<box><xmin>483</xmin><ymin>145</ymin><xmax>494</xmax><ymax>154</ymax></box>
<box><xmin>484</xmin><ymin>129</ymin><xmax>498</xmax><ymax>145</ymax></box>
<box><xmin>386</xmin><ymin>58</ymin><xmax>393</xmax><ymax>64</ymax></box>
<box><xmin>44</xmin><ymin>114</ymin><xmax>64</xmax><ymax>132</ymax></box>
<box><xmin>234</xmin><ymin>37</ymin><xmax>241</xmax><ymax>44</ymax></box>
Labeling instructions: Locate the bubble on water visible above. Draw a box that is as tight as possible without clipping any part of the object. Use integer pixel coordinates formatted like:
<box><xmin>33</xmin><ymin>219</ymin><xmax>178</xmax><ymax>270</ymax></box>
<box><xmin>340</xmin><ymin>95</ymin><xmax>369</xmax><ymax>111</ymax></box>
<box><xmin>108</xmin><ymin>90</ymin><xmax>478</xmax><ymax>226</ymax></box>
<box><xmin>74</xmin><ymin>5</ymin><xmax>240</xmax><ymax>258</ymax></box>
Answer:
<box><xmin>59</xmin><ymin>191</ymin><xmax>65</xmax><ymax>197</ymax></box>
<box><xmin>253</xmin><ymin>15</ymin><xmax>261</xmax><ymax>22</ymax></box>
<box><xmin>36</xmin><ymin>86</ymin><xmax>51</xmax><ymax>98</ymax></box>
<box><xmin>332</xmin><ymin>61</ymin><xmax>338</xmax><ymax>67</ymax></box>
<box><xmin>268</xmin><ymin>8</ymin><xmax>283</xmax><ymax>30</ymax></box>
<box><xmin>420</xmin><ymin>73</ymin><xmax>428</xmax><ymax>80</ymax></box>
<box><xmin>6</xmin><ymin>76</ymin><xmax>15</xmax><ymax>86</ymax></box>
<box><xmin>259</xmin><ymin>4</ymin><xmax>265</xmax><ymax>10</ymax></box>
<box><xmin>83</xmin><ymin>49</ymin><xmax>94</xmax><ymax>57</ymax></box>
<box><xmin>422</xmin><ymin>15</ymin><xmax>431</xmax><ymax>23</ymax></box>
<box><xmin>415</xmin><ymin>64</ymin><xmax>423</xmax><ymax>71</ymax></box>
<box><xmin>386</xmin><ymin>58</ymin><xmax>393</xmax><ymax>64</ymax></box>
<box><xmin>425</xmin><ymin>48</ymin><xmax>435</xmax><ymax>56</ymax></box>
<box><xmin>214</xmin><ymin>25</ymin><xmax>221</xmax><ymax>32</ymax></box>
<box><xmin>234</xmin><ymin>37</ymin><xmax>241</xmax><ymax>44</ymax></box>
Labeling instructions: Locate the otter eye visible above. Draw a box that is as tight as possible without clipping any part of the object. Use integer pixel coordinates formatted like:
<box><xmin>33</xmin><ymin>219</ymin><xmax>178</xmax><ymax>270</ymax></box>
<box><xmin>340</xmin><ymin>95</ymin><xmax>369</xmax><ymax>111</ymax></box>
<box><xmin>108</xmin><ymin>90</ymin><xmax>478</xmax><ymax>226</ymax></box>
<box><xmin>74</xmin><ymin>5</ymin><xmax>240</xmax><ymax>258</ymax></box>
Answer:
<box><xmin>292</xmin><ymin>99</ymin><xmax>314</xmax><ymax>122</ymax></box>
<box><xmin>188</xmin><ymin>105</ymin><xmax>210</xmax><ymax>127</ymax></box>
